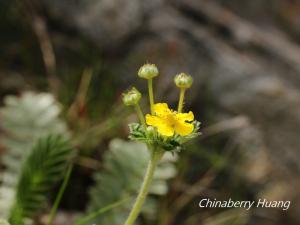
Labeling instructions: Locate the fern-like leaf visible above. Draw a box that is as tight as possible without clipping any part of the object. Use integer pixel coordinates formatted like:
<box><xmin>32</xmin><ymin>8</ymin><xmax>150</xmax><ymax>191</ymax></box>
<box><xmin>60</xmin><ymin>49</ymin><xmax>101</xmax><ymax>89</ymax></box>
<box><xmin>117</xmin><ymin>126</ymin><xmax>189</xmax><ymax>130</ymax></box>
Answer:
<box><xmin>8</xmin><ymin>135</ymin><xmax>72</xmax><ymax>225</ymax></box>
<box><xmin>86</xmin><ymin>139</ymin><xmax>177</xmax><ymax>225</ymax></box>
<box><xmin>0</xmin><ymin>92</ymin><xmax>68</xmax><ymax>219</ymax></box>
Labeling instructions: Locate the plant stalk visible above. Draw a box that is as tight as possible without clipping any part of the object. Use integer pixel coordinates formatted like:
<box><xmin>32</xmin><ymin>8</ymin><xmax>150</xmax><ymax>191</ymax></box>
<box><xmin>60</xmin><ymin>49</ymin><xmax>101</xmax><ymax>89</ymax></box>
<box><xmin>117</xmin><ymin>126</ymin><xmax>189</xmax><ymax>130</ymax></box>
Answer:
<box><xmin>177</xmin><ymin>88</ymin><xmax>186</xmax><ymax>113</ymax></box>
<box><xmin>47</xmin><ymin>164</ymin><xmax>73</xmax><ymax>225</ymax></box>
<box><xmin>135</xmin><ymin>104</ymin><xmax>146</xmax><ymax>129</ymax></box>
<box><xmin>148</xmin><ymin>79</ymin><xmax>155</xmax><ymax>114</ymax></box>
<box><xmin>123</xmin><ymin>149</ymin><xmax>162</xmax><ymax>225</ymax></box>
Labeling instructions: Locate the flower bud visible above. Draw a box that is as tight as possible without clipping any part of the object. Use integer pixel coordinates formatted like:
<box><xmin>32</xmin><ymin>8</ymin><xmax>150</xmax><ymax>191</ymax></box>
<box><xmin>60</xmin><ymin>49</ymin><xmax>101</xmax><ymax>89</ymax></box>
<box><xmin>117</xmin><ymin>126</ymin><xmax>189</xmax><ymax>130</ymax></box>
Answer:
<box><xmin>146</xmin><ymin>126</ymin><xmax>156</xmax><ymax>138</ymax></box>
<box><xmin>138</xmin><ymin>64</ymin><xmax>159</xmax><ymax>79</ymax></box>
<box><xmin>122</xmin><ymin>87</ymin><xmax>141</xmax><ymax>106</ymax></box>
<box><xmin>174</xmin><ymin>73</ymin><xmax>193</xmax><ymax>89</ymax></box>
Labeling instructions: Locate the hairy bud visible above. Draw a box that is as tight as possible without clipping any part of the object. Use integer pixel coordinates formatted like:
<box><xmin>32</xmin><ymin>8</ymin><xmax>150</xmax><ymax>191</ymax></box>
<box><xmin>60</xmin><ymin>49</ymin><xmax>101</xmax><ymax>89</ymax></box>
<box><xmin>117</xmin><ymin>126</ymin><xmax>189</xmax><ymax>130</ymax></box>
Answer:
<box><xmin>122</xmin><ymin>87</ymin><xmax>141</xmax><ymax>106</ymax></box>
<box><xmin>174</xmin><ymin>73</ymin><xmax>193</xmax><ymax>89</ymax></box>
<box><xmin>138</xmin><ymin>64</ymin><xmax>159</xmax><ymax>79</ymax></box>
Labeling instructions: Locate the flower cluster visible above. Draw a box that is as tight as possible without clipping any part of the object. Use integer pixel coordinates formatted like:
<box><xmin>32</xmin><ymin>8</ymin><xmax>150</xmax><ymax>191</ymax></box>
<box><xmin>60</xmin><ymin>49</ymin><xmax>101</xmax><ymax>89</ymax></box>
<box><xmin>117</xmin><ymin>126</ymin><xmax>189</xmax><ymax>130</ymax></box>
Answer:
<box><xmin>123</xmin><ymin>64</ymin><xmax>200</xmax><ymax>152</ymax></box>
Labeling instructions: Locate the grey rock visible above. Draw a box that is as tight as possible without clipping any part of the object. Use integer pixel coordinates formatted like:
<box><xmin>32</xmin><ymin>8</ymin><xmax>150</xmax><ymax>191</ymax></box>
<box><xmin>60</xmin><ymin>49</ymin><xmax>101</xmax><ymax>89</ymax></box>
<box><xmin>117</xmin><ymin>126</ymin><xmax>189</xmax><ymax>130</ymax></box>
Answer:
<box><xmin>41</xmin><ymin>0</ymin><xmax>143</xmax><ymax>48</ymax></box>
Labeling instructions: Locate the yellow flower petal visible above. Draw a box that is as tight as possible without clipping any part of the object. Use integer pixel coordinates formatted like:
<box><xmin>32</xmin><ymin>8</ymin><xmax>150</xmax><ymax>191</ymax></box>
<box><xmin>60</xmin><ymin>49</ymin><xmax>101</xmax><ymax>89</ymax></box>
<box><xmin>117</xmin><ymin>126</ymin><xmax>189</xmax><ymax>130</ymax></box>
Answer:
<box><xmin>146</xmin><ymin>114</ymin><xmax>162</xmax><ymax>126</ymax></box>
<box><xmin>175</xmin><ymin>111</ymin><xmax>194</xmax><ymax>122</ymax></box>
<box><xmin>157</xmin><ymin>124</ymin><xmax>174</xmax><ymax>137</ymax></box>
<box><xmin>146</xmin><ymin>114</ymin><xmax>174</xmax><ymax>136</ymax></box>
<box><xmin>153</xmin><ymin>103</ymin><xmax>171</xmax><ymax>116</ymax></box>
<box><xmin>175</xmin><ymin>121</ymin><xmax>194</xmax><ymax>136</ymax></box>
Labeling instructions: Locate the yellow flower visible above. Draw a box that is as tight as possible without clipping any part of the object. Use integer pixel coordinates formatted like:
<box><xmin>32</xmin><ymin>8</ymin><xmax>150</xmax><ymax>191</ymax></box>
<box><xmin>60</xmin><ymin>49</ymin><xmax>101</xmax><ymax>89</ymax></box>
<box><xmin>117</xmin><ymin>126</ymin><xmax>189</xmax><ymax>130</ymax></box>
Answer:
<box><xmin>145</xmin><ymin>103</ymin><xmax>194</xmax><ymax>137</ymax></box>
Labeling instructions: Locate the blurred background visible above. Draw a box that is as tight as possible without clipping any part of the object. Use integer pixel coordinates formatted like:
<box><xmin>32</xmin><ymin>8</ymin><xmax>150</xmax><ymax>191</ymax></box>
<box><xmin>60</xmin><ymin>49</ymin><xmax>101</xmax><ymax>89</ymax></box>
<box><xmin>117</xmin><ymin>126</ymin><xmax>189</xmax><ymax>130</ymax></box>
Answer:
<box><xmin>0</xmin><ymin>0</ymin><xmax>300</xmax><ymax>225</ymax></box>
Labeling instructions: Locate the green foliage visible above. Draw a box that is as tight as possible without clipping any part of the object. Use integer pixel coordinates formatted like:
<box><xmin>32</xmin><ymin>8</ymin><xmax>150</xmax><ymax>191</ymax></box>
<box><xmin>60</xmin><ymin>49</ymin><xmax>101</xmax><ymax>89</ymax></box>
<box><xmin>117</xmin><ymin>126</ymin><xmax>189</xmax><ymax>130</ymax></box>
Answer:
<box><xmin>129</xmin><ymin>121</ymin><xmax>201</xmax><ymax>152</ymax></box>
<box><xmin>8</xmin><ymin>135</ymin><xmax>72</xmax><ymax>225</ymax></box>
<box><xmin>0</xmin><ymin>92</ymin><xmax>68</xmax><ymax>220</ymax></box>
<box><xmin>86</xmin><ymin>139</ymin><xmax>177</xmax><ymax>225</ymax></box>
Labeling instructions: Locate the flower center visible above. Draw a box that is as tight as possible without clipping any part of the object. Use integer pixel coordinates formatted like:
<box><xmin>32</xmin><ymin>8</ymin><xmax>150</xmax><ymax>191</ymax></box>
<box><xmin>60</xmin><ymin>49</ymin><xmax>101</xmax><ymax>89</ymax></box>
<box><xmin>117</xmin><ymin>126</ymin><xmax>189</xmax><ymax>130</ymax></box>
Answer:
<box><xmin>164</xmin><ymin>112</ymin><xmax>178</xmax><ymax>128</ymax></box>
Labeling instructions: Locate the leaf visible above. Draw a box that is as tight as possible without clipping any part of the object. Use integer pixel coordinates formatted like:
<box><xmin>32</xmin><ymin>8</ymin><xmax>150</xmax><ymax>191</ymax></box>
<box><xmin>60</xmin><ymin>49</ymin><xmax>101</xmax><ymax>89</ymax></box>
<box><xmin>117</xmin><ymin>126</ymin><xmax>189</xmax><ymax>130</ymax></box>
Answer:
<box><xmin>8</xmin><ymin>135</ymin><xmax>72</xmax><ymax>225</ymax></box>
<box><xmin>0</xmin><ymin>92</ymin><xmax>68</xmax><ymax>219</ymax></box>
<box><xmin>86</xmin><ymin>139</ymin><xmax>177</xmax><ymax>225</ymax></box>
<box><xmin>128</xmin><ymin>123</ymin><xmax>147</xmax><ymax>142</ymax></box>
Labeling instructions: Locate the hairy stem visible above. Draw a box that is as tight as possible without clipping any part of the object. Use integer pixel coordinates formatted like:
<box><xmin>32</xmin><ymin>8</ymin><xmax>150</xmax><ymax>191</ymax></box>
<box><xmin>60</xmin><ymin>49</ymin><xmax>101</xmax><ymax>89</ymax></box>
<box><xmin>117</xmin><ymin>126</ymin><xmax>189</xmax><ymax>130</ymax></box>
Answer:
<box><xmin>47</xmin><ymin>164</ymin><xmax>73</xmax><ymax>225</ymax></box>
<box><xmin>135</xmin><ymin>104</ymin><xmax>146</xmax><ymax>129</ymax></box>
<box><xmin>123</xmin><ymin>149</ymin><xmax>163</xmax><ymax>225</ymax></box>
<box><xmin>178</xmin><ymin>88</ymin><xmax>186</xmax><ymax>113</ymax></box>
<box><xmin>148</xmin><ymin>79</ymin><xmax>155</xmax><ymax>114</ymax></box>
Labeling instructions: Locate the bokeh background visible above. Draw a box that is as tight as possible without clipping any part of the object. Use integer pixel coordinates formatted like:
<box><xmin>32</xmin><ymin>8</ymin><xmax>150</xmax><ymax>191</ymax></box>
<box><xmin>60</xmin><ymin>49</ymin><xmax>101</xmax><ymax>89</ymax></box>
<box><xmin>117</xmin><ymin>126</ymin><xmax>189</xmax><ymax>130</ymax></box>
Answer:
<box><xmin>0</xmin><ymin>0</ymin><xmax>300</xmax><ymax>225</ymax></box>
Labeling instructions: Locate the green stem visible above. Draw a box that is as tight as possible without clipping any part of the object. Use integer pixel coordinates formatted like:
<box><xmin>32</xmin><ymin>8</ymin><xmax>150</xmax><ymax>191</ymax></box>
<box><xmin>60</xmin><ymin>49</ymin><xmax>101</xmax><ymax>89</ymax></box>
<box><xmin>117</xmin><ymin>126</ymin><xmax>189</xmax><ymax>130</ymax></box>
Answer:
<box><xmin>177</xmin><ymin>88</ymin><xmax>186</xmax><ymax>113</ymax></box>
<box><xmin>74</xmin><ymin>198</ymin><xmax>128</xmax><ymax>225</ymax></box>
<box><xmin>135</xmin><ymin>104</ymin><xmax>146</xmax><ymax>129</ymax></box>
<box><xmin>123</xmin><ymin>149</ymin><xmax>163</xmax><ymax>225</ymax></box>
<box><xmin>148</xmin><ymin>78</ymin><xmax>155</xmax><ymax>114</ymax></box>
<box><xmin>47</xmin><ymin>164</ymin><xmax>73</xmax><ymax>225</ymax></box>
